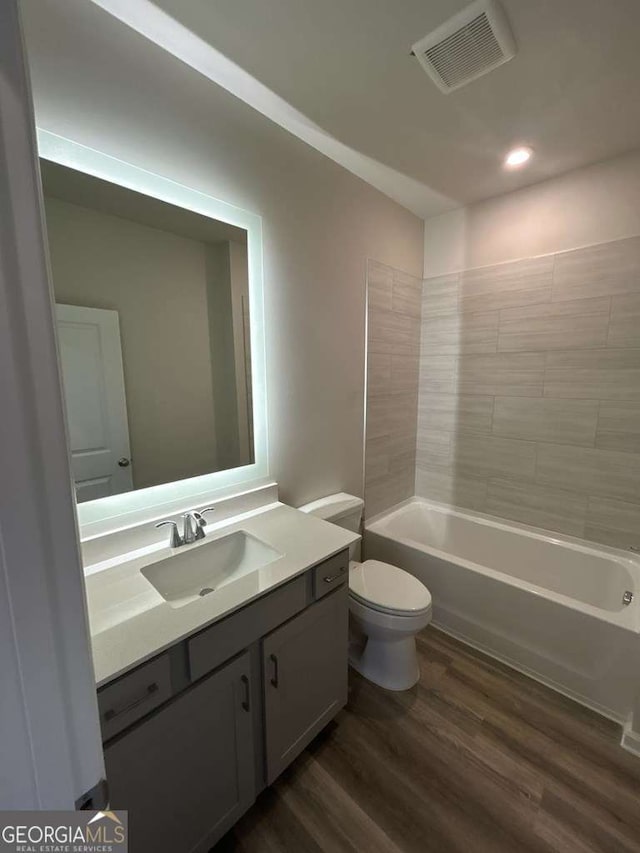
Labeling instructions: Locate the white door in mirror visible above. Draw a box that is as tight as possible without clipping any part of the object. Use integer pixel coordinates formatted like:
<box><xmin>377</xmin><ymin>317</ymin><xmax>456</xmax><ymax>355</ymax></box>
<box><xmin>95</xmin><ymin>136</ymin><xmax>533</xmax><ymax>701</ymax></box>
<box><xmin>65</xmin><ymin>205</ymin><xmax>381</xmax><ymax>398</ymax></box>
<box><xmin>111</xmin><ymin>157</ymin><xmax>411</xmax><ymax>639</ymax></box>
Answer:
<box><xmin>56</xmin><ymin>304</ymin><xmax>133</xmax><ymax>501</ymax></box>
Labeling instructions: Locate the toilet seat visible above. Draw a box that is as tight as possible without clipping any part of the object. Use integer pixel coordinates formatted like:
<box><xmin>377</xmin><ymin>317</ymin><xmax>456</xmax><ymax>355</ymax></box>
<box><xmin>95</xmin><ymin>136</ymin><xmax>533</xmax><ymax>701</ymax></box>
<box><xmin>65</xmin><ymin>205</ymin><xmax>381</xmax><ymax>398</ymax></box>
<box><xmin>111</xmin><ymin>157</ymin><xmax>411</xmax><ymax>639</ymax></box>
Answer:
<box><xmin>349</xmin><ymin>594</ymin><xmax>431</xmax><ymax>633</ymax></box>
<box><xmin>349</xmin><ymin>560</ymin><xmax>432</xmax><ymax>617</ymax></box>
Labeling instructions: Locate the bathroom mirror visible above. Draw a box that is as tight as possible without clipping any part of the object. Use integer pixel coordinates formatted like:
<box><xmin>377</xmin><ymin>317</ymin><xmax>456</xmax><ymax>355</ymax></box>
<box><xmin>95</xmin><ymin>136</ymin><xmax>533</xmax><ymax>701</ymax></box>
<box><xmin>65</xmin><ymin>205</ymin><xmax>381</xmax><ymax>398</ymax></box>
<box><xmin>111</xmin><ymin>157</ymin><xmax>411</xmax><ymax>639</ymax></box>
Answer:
<box><xmin>38</xmin><ymin>130</ymin><xmax>267</xmax><ymax>533</ymax></box>
<box><xmin>42</xmin><ymin>160</ymin><xmax>254</xmax><ymax>501</ymax></box>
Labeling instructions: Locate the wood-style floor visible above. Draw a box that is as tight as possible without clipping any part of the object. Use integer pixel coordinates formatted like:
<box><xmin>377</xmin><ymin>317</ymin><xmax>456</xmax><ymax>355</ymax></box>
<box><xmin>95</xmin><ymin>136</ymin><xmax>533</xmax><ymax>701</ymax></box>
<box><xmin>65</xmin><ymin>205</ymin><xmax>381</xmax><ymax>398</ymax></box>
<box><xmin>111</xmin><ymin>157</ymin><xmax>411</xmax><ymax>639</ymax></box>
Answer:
<box><xmin>215</xmin><ymin>627</ymin><xmax>640</xmax><ymax>853</ymax></box>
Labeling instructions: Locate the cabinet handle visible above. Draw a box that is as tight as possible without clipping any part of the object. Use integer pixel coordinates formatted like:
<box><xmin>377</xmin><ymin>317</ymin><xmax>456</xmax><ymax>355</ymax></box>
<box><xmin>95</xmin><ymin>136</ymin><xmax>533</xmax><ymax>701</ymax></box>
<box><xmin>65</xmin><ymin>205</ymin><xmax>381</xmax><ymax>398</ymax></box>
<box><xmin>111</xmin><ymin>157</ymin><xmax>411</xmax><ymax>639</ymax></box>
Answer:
<box><xmin>103</xmin><ymin>682</ymin><xmax>159</xmax><ymax>722</ymax></box>
<box><xmin>241</xmin><ymin>675</ymin><xmax>250</xmax><ymax>712</ymax></box>
<box><xmin>323</xmin><ymin>567</ymin><xmax>346</xmax><ymax>583</ymax></box>
<box><xmin>270</xmin><ymin>653</ymin><xmax>279</xmax><ymax>688</ymax></box>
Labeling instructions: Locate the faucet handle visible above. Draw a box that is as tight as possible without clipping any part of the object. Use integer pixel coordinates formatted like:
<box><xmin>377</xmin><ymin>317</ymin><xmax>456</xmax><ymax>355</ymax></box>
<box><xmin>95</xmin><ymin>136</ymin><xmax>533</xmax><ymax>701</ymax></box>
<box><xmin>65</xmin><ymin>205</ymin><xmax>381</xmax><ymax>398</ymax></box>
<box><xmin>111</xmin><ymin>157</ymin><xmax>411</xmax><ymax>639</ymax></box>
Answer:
<box><xmin>195</xmin><ymin>507</ymin><xmax>216</xmax><ymax>528</ymax></box>
<box><xmin>191</xmin><ymin>507</ymin><xmax>216</xmax><ymax>530</ymax></box>
<box><xmin>155</xmin><ymin>520</ymin><xmax>183</xmax><ymax>548</ymax></box>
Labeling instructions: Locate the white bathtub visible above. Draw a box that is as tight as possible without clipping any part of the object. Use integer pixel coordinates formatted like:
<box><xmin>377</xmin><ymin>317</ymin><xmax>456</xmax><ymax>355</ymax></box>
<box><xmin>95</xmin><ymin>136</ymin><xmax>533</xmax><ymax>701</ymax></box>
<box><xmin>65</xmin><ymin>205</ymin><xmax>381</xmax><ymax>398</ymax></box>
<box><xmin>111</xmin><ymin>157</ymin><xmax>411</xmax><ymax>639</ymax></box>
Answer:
<box><xmin>365</xmin><ymin>498</ymin><xmax>640</xmax><ymax>725</ymax></box>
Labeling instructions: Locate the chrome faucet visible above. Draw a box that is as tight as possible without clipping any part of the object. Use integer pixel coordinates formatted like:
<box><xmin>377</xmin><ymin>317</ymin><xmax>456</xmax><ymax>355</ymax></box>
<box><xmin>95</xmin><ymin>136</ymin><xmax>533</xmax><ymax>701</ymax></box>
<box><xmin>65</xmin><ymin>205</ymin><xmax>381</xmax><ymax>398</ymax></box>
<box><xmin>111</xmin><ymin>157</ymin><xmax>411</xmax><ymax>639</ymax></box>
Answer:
<box><xmin>155</xmin><ymin>507</ymin><xmax>216</xmax><ymax>548</ymax></box>
<box><xmin>182</xmin><ymin>511</ymin><xmax>203</xmax><ymax>544</ymax></box>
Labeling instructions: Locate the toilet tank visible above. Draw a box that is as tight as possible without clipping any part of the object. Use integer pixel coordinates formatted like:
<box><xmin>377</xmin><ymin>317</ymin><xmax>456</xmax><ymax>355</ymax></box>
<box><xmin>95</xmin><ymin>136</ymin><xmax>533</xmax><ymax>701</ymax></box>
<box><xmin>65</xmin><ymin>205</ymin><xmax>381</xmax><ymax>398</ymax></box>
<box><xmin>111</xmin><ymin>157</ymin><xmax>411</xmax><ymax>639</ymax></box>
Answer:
<box><xmin>298</xmin><ymin>493</ymin><xmax>364</xmax><ymax>560</ymax></box>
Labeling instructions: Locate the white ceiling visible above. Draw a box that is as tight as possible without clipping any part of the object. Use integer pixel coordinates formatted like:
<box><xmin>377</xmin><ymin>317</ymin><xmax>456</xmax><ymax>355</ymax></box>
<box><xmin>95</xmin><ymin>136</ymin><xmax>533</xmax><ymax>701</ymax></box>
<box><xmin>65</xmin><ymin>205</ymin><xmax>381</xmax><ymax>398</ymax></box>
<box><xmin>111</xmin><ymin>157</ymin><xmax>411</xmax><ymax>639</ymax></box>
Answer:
<box><xmin>146</xmin><ymin>0</ymin><xmax>640</xmax><ymax>210</ymax></box>
<box><xmin>23</xmin><ymin>0</ymin><xmax>640</xmax><ymax>219</ymax></box>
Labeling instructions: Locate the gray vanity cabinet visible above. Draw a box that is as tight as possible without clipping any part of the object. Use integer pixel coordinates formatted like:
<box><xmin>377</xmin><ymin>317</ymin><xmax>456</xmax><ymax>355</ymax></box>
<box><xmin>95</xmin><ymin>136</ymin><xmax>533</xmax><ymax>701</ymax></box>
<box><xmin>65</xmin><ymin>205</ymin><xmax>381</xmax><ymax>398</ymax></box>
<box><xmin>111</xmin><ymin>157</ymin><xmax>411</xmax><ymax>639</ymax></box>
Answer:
<box><xmin>99</xmin><ymin>550</ymin><xmax>350</xmax><ymax>849</ymax></box>
<box><xmin>104</xmin><ymin>651</ymin><xmax>255</xmax><ymax>853</ymax></box>
<box><xmin>262</xmin><ymin>588</ymin><xmax>348</xmax><ymax>784</ymax></box>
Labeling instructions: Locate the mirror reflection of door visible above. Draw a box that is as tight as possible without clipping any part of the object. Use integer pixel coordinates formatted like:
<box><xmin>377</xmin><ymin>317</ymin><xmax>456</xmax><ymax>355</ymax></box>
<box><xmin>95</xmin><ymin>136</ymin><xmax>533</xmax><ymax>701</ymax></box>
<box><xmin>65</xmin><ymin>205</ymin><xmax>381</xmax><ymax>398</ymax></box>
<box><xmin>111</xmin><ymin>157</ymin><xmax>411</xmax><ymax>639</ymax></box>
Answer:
<box><xmin>55</xmin><ymin>304</ymin><xmax>133</xmax><ymax>502</ymax></box>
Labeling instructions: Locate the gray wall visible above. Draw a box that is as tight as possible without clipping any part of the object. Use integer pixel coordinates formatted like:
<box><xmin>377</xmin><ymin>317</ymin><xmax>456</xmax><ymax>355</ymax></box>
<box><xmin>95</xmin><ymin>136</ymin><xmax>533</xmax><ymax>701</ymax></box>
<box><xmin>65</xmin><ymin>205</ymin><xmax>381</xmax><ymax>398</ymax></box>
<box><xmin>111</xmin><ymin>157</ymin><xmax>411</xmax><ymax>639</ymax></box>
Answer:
<box><xmin>423</xmin><ymin>149</ymin><xmax>640</xmax><ymax>278</ymax></box>
<box><xmin>365</xmin><ymin>260</ymin><xmax>422</xmax><ymax>519</ymax></box>
<box><xmin>23</xmin><ymin>0</ymin><xmax>424</xmax><ymax>508</ymax></box>
<box><xmin>417</xmin><ymin>235</ymin><xmax>640</xmax><ymax>549</ymax></box>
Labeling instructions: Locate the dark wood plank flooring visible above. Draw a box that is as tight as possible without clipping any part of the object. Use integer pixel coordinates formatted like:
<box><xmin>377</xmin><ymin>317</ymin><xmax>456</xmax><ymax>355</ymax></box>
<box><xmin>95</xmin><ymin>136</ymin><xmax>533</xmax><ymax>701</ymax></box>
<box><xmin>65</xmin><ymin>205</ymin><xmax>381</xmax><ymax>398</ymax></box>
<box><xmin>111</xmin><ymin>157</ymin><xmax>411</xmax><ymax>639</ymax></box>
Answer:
<box><xmin>215</xmin><ymin>627</ymin><xmax>640</xmax><ymax>852</ymax></box>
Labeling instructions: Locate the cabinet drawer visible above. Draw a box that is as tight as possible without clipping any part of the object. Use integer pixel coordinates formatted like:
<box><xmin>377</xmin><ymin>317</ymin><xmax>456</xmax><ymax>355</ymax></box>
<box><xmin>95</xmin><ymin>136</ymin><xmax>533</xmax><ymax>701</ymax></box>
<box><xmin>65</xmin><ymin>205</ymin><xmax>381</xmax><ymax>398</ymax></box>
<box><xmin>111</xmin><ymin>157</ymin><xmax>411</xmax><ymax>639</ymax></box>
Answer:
<box><xmin>98</xmin><ymin>654</ymin><xmax>172</xmax><ymax>741</ymax></box>
<box><xmin>313</xmin><ymin>550</ymin><xmax>348</xmax><ymax>600</ymax></box>
<box><xmin>188</xmin><ymin>575</ymin><xmax>308</xmax><ymax>682</ymax></box>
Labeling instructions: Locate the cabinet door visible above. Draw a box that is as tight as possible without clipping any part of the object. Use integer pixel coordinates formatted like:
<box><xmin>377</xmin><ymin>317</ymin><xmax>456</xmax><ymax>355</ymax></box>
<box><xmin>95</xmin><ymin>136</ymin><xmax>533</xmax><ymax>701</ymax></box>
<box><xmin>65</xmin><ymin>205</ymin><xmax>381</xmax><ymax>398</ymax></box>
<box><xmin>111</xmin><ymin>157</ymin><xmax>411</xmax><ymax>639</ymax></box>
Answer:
<box><xmin>105</xmin><ymin>652</ymin><xmax>255</xmax><ymax>853</ymax></box>
<box><xmin>263</xmin><ymin>588</ymin><xmax>348</xmax><ymax>784</ymax></box>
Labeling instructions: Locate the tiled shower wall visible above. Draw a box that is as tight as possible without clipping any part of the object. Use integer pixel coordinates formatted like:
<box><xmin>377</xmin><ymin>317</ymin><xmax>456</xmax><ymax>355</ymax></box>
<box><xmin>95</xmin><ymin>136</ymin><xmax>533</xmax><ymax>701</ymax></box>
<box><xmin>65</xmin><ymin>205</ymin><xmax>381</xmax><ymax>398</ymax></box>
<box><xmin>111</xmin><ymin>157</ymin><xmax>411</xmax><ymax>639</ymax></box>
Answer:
<box><xmin>417</xmin><ymin>235</ymin><xmax>640</xmax><ymax>549</ymax></box>
<box><xmin>365</xmin><ymin>260</ymin><xmax>422</xmax><ymax>518</ymax></box>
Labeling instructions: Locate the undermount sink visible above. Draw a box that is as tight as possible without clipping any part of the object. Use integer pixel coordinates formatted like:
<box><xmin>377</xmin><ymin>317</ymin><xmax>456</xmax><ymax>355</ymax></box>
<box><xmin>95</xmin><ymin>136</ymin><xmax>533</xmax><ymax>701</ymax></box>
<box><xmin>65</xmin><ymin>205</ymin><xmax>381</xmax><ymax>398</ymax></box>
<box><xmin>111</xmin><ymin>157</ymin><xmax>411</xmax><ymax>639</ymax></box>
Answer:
<box><xmin>141</xmin><ymin>530</ymin><xmax>282</xmax><ymax>608</ymax></box>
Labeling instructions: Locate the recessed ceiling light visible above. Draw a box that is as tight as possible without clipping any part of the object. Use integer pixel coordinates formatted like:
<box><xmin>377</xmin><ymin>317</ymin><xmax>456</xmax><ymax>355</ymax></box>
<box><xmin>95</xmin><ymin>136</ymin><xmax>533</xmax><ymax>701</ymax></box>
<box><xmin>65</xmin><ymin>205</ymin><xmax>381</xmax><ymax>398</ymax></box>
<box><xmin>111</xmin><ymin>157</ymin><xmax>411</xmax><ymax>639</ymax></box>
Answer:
<box><xmin>504</xmin><ymin>146</ymin><xmax>533</xmax><ymax>169</ymax></box>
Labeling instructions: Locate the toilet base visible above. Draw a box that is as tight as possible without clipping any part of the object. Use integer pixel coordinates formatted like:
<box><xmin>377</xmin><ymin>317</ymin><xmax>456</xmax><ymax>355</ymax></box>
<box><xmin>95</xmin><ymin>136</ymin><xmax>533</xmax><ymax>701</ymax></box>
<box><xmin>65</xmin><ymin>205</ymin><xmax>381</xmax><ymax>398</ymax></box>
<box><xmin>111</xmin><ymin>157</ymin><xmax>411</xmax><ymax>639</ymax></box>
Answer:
<box><xmin>349</xmin><ymin>631</ymin><xmax>421</xmax><ymax>692</ymax></box>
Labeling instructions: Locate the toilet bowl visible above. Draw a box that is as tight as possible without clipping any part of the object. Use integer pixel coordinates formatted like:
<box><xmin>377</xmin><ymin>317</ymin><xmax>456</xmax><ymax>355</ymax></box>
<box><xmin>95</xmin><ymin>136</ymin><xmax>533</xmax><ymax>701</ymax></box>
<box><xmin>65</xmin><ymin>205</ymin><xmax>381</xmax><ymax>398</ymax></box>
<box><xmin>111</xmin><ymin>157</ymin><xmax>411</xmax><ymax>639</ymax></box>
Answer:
<box><xmin>348</xmin><ymin>560</ymin><xmax>432</xmax><ymax>691</ymax></box>
<box><xmin>298</xmin><ymin>494</ymin><xmax>432</xmax><ymax>692</ymax></box>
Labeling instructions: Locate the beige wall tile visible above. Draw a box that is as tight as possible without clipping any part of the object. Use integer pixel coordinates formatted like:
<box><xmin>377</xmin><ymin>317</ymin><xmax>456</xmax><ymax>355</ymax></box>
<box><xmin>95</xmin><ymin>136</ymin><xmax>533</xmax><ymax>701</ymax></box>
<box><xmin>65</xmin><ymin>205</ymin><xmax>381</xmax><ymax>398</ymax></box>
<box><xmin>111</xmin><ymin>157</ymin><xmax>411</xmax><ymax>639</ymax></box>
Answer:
<box><xmin>421</xmin><ymin>310</ymin><xmax>498</xmax><ymax>356</ymax></box>
<box><xmin>585</xmin><ymin>525</ymin><xmax>640</xmax><ymax>550</ymax></box>
<box><xmin>394</xmin><ymin>269</ymin><xmax>422</xmax><ymax>287</ymax></box>
<box><xmin>584</xmin><ymin>496</ymin><xmax>640</xmax><ymax>549</ymax></box>
<box><xmin>498</xmin><ymin>297</ymin><xmax>610</xmax><ymax>352</ymax></box>
<box><xmin>389</xmin><ymin>447</ymin><xmax>417</xmax><ymax>474</ymax></box>
<box><xmin>419</xmin><ymin>355</ymin><xmax>458</xmax><ymax>394</ymax></box>
<box><xmin>416</xmin><ymin>428</ymin><xmax>452</xmax><ymax>468</ymax></box>
<box><xmin>544</xmin><ymin>348</ymin><xmax>640</xmax><ymax>400</ymax></box>
<box><xmin>552</xmin><ymin>236</ymin><xmax>640</xmax><ymax>302</ymax></box>
<box><xmin>461</xmin><ymin>286</ymin><xmax>553</xmax><ymax>315</ymax></box>
<box><xmin>367</xmin><ymin>260</ymin><xmax>393</xmax><ymax>281</ymax></box>
<box><xmin>596</xmin><ymin>401</ymin><xmax>640</xmax><ymax>453</ymax></box>
<box><xmin>364</xmin><ymin>434</ymin><xmax>390</xmax><ymax>481</ymax></box>
<box><xmin>367</xmin><ymin>260</ymin><xmax>393</xmax><ymax>311</ymax></box>
<box><xmin>458</xmin><ymin>352</ymin><xmax>545</xmax><ymax>396</ymax></box>
<box><xmin>454</xmin><ymin>432</ymin><xmax>537</xmax><ymax>480</ymax></box>
<box><xmin>366</xmin><ymin>393</ymin><xmax>392</xmax><ymax>441</ymax></box>
<box><xmin>459</xmin><ymin>256</ymin><xmax>553</xmax><ymax>313</ymax></box>
<box><xmin>607</xmin><ymin>294</ymin><xmax>640</xmax><ymax>348</ymax></box>
<box><xmin>368</xmin><ymin>307</ymin><xmax>421</xmax><ymax>355</ymax></box>
<box><xmin>366</xmin><ymin>392</ymin><xmax>418</xmax><ymax>442</ymax></box>
<box><xmin>366</xmin><ymin>431</ymin><xmax>416</xmax><ymax>478</ymax></box>
<box><xmin>486</xmin><ymin>479</ymin><xmax>587</xmax><ymax>537</ymax></box>
<box><xmin>366</xmin><ymin>352</ymin><xmax>391</xmax><ymax>397</ymax></box>
<box><xmin>392</xmin><ymin>272</ymin><xmax>422</xmax><ymax>318</ymax></box>
<box><xmin>367</xmin><ymin>430</ymin><xmax>415</xmax><ymax>459</ymax></box>
<box><xmin>460</xmin><ymin>256</ymin><xmax>554</xmax><ymax>294</ymax></box>
<box><xmin>536</xmin><ymin>443</ymin><xmax>640</xmax><ymax>502</ymax></box>
<box><xmin>365</xmin><ymin>467</ymin><xmax>414</xmax><ymax>519</ymax></box>
<box><xmin>390</xmin><ymin>353</ymin><xmax>420</xmax><ymax>395</ymax></box>
<box><xmin>422</xmin><ymin>274</ymin><xmax>459</xmax><ymax>317</ymax></box>
<box><xmin>492</xmin><ymin>397</ymin><xmax>598</xmax><ymax>446</ymax></box>
<box><xmin>415</xmin><ymin>466</ymin><xmax>487</xmax><ymax>511</ymax></box>
<box><xmin>586</xmin><ymin>495</ymin><xmax>640</xmax><ymax>534</ymax></box>
<box><xmin>417</xmin><ymin>393</ymin><xmax>494</xmax><ymax>434</ymax></box>
<box><xmin>367</xmin><ymin>243</ymin><xmax>640</xmax><ymax>543</ymax></box>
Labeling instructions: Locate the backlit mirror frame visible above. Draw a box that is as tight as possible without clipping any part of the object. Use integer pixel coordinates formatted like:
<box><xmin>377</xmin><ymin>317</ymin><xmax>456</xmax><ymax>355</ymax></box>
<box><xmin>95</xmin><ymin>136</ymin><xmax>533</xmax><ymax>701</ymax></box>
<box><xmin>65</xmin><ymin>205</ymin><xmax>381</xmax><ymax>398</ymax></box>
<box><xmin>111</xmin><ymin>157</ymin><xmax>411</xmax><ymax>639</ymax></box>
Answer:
<box><xmin>38</xmin><ymin>129</ymin><xmax>269</xmax><ymax>537</ymax></box>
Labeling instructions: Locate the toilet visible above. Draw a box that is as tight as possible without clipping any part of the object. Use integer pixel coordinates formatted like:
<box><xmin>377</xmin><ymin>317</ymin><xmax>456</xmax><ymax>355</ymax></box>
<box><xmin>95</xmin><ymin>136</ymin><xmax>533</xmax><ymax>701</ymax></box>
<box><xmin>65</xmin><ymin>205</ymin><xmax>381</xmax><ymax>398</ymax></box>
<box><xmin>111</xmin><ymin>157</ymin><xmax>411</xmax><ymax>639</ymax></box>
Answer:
<box><xmin>299</xmin><ymin>493</ymin><xmax>432</xmax><ymax>691</ymax></box>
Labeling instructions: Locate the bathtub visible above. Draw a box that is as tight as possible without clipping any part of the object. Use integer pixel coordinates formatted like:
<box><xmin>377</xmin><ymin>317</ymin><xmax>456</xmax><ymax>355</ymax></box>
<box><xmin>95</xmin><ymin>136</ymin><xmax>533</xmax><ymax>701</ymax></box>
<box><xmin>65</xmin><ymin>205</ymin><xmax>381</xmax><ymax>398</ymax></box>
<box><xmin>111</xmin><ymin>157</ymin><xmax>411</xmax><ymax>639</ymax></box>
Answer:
<box><xmin>365</xmin><ymin>498</ymin><xmax>640</xmax><ymax>726</ymax></box>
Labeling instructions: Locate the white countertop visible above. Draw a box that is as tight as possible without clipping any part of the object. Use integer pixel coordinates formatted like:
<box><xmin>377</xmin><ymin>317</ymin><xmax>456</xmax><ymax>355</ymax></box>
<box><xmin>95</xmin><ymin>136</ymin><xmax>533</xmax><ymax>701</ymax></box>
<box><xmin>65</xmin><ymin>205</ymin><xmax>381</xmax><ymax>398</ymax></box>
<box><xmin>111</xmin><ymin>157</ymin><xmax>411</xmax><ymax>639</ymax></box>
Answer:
<box><xmin>84</xmin><ymin>502</ymin><xmax>358</xmax><ymax>687</ymax></box>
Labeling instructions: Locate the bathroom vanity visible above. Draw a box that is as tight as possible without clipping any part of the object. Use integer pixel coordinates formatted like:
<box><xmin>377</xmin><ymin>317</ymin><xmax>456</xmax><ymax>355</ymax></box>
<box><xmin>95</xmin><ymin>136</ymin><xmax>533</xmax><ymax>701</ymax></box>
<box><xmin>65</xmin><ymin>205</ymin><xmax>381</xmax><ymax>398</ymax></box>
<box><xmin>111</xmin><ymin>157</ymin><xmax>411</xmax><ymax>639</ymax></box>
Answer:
<box><xmin>34</xmin><ymin>130</ymin><xmax>359</xmax><ymax>839</ymax></box>
<box><xmin>84</xmin><ymin>503</ymin><xmax>355</xmax><ymax>853</ymax></box>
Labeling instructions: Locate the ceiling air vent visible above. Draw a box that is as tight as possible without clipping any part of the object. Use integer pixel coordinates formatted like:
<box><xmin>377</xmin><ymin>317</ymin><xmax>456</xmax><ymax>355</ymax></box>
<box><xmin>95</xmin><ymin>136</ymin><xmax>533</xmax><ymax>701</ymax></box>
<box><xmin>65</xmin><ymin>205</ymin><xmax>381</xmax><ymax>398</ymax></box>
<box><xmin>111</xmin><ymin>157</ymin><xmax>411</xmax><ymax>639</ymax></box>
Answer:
<box><xmin>411</xmin><ymin>0</ymin><xmax>516</xmax><ymax>94</ymax></box>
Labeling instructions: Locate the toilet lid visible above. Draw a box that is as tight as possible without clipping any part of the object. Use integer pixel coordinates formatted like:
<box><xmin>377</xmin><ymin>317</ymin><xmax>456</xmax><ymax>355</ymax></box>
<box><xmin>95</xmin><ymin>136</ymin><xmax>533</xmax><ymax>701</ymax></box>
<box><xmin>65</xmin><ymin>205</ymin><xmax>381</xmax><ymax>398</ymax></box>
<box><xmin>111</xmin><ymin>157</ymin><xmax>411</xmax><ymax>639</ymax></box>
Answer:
<box><xmin>349</xmin><ymin>560</ymin><xmax>432</xmax><ymax>615</ymax></box>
